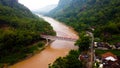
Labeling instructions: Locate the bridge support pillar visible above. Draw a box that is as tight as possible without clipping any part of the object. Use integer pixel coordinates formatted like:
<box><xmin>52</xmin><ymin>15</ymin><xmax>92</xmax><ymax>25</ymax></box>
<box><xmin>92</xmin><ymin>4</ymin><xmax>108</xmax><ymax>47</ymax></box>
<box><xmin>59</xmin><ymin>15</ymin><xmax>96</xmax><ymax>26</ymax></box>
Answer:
<box><xmin>45</xmin><ymin>39</ymin><xmax>49</xmax><ymax>46</ymax></box>
<box><xmin>45</xmin><ymin>39</ymin><xmax>55</xmax><ymax>46</ymax></box>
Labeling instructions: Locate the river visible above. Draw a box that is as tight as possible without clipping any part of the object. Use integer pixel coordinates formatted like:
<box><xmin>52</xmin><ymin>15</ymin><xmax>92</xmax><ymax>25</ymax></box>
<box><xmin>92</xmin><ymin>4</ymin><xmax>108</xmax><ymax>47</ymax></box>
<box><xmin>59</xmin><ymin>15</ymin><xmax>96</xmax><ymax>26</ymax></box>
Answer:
<box><xmin>10</xmin><ymin>15</ymin><xmax>79</xmax><ymax>68</ymax></box>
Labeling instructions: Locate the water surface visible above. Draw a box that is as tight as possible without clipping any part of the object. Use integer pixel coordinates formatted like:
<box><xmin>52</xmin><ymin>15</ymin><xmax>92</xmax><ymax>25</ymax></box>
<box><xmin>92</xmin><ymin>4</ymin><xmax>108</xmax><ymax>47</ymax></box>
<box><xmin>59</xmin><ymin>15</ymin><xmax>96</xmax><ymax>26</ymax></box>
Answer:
<box><xmin>10</xmin><ymin>15</ymin><xmax>78</xmax><ymax>68</ymax></box>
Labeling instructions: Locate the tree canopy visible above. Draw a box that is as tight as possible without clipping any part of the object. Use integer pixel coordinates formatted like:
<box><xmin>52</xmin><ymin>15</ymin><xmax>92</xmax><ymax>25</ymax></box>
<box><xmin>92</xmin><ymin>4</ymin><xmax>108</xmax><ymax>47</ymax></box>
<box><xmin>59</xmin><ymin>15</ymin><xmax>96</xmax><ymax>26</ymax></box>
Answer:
<box><xmin>0</xmin><ymin>0</ymin><xmax>55</xmax><ymax>66</ymax></box>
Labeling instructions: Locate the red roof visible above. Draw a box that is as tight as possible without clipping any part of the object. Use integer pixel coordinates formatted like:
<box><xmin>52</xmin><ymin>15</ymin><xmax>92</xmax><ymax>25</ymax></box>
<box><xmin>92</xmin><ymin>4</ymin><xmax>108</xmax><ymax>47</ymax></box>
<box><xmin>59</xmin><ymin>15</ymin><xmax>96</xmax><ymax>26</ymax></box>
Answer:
<box><xmin>102</xmin><ymin>52</ymin><xmax>117</xmax><ymax>60</ymax></box>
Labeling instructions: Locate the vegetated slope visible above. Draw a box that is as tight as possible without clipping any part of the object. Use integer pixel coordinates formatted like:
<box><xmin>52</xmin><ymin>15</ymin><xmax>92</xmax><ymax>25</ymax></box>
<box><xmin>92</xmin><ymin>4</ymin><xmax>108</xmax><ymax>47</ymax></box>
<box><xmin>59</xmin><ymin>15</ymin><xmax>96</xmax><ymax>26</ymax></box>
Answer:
<box><xmin>48</xmin><ymin>0</ymin><xmax>85</xmax><ymax>17</ymax></box>
<box><xmin>48</xmin><ymin>0</ymin><xmax>120</xmax><ymax>44</ymax></box>
<box><xmin>48</xmin><ymin>0</ymin><xmax>120</xmax><ymax>68</ymax></box>
<box><xmin>0</xmin><ymin>0</ymin><xmax>55</xmax><ymax>66</ymax></box>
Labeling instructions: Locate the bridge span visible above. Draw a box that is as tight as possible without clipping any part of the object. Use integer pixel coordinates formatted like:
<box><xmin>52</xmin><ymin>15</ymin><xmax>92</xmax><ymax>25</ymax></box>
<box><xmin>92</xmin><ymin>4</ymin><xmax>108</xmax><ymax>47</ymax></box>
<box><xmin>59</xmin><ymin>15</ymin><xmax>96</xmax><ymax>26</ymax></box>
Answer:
<box><xmin>41</xmin><ymin>35</ymin><xmax>78</xmax><ymax>42</ymax></box>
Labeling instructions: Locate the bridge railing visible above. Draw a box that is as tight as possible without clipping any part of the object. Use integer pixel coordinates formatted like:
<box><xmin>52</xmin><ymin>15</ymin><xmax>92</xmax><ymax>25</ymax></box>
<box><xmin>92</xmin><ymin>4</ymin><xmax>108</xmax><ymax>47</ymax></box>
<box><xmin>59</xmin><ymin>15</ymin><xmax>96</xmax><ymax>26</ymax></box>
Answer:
<box><xmin>40</xmin><ymin>35</ymin><xmax>78</xmax><ymax>42</ymax></box>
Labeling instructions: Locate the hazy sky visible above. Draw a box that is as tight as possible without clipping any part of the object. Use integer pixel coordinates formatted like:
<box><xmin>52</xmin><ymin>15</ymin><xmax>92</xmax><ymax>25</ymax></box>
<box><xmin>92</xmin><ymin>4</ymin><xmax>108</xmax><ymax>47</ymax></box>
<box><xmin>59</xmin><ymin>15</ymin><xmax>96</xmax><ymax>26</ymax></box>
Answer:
<box><xmin>19</xmin><ymin>0</ymin><xmax>59</xmax><ymax>10</ymax></box>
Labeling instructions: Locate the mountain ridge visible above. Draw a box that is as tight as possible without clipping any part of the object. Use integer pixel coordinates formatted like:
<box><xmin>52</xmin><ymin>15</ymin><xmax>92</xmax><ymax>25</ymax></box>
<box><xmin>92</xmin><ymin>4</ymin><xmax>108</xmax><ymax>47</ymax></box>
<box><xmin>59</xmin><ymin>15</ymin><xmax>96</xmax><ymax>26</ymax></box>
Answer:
<box><xmin>0</xmin><ymin>0</ymin><xmax>55</xmax><ymax>66</ymax></box>
<box><xmin>48</xmin><ymin>0</ymin><xmax>120</xmax><ymax>43</ymax></box>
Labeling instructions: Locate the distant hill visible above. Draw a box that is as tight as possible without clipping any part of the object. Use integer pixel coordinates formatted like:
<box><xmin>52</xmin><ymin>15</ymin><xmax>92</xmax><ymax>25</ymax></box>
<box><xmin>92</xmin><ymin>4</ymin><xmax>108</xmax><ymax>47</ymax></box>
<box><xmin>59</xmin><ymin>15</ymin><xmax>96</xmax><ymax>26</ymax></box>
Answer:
<box><xmin>47</xmin><ymin>0</ymin><xmax>72</xmax><ymax>16</ymax></box>
<box><xmin>33</xmin><ymin>4</ymin><xmax>57</xmax><ymax>14</ymax></box>
<box><xmin>0</xmin><ymin>0</ymin><xmax>55</xmax><ymax>66</ymax></box>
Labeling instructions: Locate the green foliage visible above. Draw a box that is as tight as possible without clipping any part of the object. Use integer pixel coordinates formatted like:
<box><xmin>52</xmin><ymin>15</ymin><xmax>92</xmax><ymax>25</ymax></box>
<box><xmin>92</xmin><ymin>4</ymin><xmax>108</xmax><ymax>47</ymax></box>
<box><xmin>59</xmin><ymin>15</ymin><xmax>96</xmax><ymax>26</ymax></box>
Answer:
<box><xmin>50</xmin><ymin>0</ymin><xmax>120</xmax><ymax>31</ymax></box>
<box><xmin>0</xmin><ymin>4</ymin><xmax>55</xmax><ymax>35</ymax></box>
<box><xmin>0</xmin><ymin>0</ymin><xmax>55</xmax><ymax>65</ymax></box>
<box><xmin>75</xmin><ymin>32</ymin><xmax>91</xmax><ymax>51</ymax></box>
<box><xmin>49</xmin><ymin>50</ymin><xmax>83</xmax><ymax>68</ymax></box>
<box><xmin>94</xmin><ymin>22</ymin><xmax>120</xmax><ymax>44</ymax></box>
<box><xmin>37</xmin><ymin>42</ymin><xmax>44</xmax><ymax>47</ymax></box>
<box><xmin>46</xmin><ymin>0</ymin><xmax>120</xmax><ymax>67</ymax></box>
<box><xmin>48</xmin><ymin>0</ymin><xmax>120</xmax><ymax>44</ymax></box>
<box><xmin>0</xmin><ymin>29</ymin><xmax>45</xmax><ymax>64</ymax></box>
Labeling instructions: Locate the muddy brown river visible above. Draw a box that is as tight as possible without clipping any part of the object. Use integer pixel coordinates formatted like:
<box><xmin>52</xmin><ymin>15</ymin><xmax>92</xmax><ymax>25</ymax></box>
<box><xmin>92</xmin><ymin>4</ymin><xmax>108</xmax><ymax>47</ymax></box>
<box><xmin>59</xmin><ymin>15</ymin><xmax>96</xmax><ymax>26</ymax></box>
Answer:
<box><xmin>10</xmin><ymin>15</ymin><xmax>78</xmax><ymax>68</ymax></box>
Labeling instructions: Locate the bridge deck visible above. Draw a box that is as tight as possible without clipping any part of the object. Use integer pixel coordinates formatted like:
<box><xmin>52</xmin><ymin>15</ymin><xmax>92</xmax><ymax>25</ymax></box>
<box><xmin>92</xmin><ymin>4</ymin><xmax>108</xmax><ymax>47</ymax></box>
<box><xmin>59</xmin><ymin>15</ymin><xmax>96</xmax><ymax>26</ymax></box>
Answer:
<box><xmin>41</xmin><ymin>35</ymin><xmax>78</xmax><ymax>42</ymax></box>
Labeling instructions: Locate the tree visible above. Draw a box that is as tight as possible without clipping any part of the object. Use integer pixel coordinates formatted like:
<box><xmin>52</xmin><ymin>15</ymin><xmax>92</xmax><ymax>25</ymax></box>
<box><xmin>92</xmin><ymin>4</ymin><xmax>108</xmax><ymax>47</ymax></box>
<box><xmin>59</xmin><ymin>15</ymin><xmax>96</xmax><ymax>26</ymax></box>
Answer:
<box><xmin>49</xmin><ymin>50</ymin><xmax>83</xmax><ymax>68</ymax></box>
<box><xmin>75</xmin><ymin>32</ymin><xmax>91</xmax><ymax>51</ymax></box>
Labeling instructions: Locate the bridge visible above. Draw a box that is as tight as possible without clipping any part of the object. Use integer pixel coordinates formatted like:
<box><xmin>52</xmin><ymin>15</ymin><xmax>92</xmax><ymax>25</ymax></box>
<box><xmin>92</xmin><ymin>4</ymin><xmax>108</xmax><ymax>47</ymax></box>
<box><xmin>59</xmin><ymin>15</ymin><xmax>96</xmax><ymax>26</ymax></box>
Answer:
<box><xmin>41</xmin><ymin>35</ymin><xmax>78</xmax><ymax>42</ymax></box>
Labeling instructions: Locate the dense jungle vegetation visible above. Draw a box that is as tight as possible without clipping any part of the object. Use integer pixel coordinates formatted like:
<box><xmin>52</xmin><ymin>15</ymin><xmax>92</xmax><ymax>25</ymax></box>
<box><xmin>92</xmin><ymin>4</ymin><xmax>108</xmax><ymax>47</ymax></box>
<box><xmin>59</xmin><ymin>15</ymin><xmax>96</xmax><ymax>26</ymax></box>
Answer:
<box><xmin>0</xmin><ymin>0</ymin><xmax>55</xmax><ymax>67</ymax></box>
<box><xmin>47</xmin><ymin>0</ymin><xmax>120</xmax><ymax>67</ymax></box>
<box><xmin>48</xmin><ymin>0</ymin><xmax>120</xmax><ymax>44</ymax></box>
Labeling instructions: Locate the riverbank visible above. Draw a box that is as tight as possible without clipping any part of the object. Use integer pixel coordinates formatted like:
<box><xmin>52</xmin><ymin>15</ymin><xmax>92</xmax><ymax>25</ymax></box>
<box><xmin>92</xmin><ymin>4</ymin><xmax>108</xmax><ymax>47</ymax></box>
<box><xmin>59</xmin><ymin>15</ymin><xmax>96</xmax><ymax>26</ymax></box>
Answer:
<box><xmin>0</xmin><ymin>41</ymin><xmax>46</xmax><ymax>68</ymax></box>
<box><xmin>10</xmin><ymin>15</ymin><xmax>78</xmax><ymax>68</ymax></box>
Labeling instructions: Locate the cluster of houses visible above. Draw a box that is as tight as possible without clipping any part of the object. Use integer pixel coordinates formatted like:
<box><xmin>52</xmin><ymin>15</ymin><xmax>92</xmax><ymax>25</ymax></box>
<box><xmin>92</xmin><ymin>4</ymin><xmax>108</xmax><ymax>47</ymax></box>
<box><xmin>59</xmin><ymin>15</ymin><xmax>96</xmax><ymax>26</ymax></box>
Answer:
<box><xmin>79</xmin><ymin>52</ymin><xmax>120</xmax><ymax>68</ymax></box>
<box><xmin>94</xmin><ymin>42</ymin><xmax>120</xmax><ymax>50</ymax></box>
<box><xmin>95</xmin><ymin>52</ymin><xmax>120</xmax><ymax>68</ymax></box>
<box><xmin>78</xmin><ymin>42</ymin><xmax>120</xmax><ymax>68</ymax></box>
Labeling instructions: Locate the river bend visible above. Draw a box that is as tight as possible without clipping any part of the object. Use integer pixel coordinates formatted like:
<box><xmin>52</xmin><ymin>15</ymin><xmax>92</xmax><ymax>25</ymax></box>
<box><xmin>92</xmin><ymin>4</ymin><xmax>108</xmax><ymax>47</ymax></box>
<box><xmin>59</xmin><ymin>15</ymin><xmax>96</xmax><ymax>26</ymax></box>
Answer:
<box><xmin>10</xmin><ymin>15</ymin><xmax>78</xmax><ymax>68</ymax></box>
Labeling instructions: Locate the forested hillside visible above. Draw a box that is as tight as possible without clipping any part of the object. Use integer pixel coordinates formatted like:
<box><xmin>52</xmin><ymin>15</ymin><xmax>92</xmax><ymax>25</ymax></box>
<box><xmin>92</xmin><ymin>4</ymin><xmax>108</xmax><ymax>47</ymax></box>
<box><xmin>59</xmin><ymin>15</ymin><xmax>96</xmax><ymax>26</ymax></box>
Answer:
<box><xmin>48</xmin><ymin>0</ymin><xmax>120</xmax><ymax>44</ymax></box>
<box><xmin>0</xmin><ymin>0</ymin><xmax>55</xmax><ymax>67</ymax></box>
<box><xmin>48</xmin><ymin>0</ymin><xmax>120</xmax><ymax>67</ymax></box>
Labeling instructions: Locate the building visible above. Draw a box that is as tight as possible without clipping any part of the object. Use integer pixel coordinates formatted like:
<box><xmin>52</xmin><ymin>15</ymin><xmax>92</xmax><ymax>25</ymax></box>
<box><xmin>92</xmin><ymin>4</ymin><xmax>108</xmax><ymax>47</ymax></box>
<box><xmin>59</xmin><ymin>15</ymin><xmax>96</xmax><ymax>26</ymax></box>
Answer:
<box><xmin>115</xmin><ymin>42</ymin><xmax>120</xmax><ymax>49</ymax></box>
<box><xmin>101</xmin><ymin>52</ymin><xmax>120</xmax><ymax>68</ymax></box>
<box><xmin>95</xmin><ymin>42</ymin><xmax>112</xmax><ymax>49</ymax></box>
